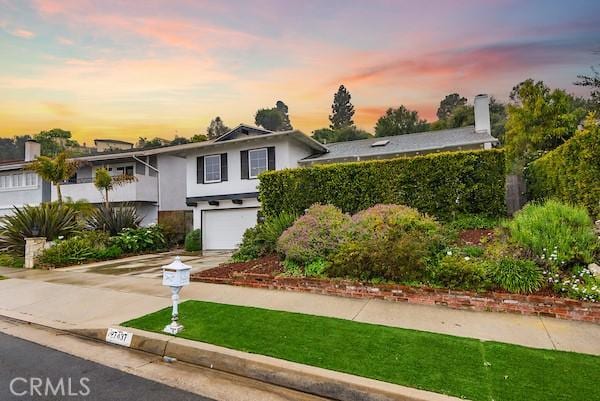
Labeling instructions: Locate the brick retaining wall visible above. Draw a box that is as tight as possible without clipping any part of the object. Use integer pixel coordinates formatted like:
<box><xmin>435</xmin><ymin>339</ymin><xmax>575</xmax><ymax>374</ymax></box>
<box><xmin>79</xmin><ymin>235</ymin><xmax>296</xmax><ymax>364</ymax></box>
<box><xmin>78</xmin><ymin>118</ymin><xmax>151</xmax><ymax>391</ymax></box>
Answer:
<box><xmin>192</xmin><ymin>273</ymin><xmax>600</xmax><ymax>323</ymax></box>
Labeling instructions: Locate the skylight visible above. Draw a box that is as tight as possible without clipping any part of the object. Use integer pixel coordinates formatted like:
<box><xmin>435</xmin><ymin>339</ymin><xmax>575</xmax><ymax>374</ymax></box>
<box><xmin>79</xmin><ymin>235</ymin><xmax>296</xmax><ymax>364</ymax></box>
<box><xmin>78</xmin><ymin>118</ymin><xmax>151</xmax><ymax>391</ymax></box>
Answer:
<box><xmin>371</xmin><ymin>140</ymin><xmax>390</xmax><ymax>147</ymax></box>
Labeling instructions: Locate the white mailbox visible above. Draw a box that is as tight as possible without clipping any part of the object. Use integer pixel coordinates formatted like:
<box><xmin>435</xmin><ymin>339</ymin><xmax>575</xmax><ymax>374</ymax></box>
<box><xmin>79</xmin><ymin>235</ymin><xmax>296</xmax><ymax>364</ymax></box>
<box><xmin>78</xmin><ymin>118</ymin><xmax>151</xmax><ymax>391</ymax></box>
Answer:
<box><xmin>162</xmin><ymin>256</ymin><xmax>191</xmax><ymax>287</ymax></box>
<box><xmin>162</xmin><ymin>256</ymin><xmax>191</xmax><ymax>335</ymax></box>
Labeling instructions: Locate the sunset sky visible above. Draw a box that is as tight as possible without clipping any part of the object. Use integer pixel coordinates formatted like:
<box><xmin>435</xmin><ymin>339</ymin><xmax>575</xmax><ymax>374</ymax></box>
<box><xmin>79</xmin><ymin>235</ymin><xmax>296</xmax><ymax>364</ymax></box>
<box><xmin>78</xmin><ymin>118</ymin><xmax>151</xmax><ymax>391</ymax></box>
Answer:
<box><xmin>1</xmin><ymin>0</ymin><xmax>599</xmax><ymax>144</ymax></box>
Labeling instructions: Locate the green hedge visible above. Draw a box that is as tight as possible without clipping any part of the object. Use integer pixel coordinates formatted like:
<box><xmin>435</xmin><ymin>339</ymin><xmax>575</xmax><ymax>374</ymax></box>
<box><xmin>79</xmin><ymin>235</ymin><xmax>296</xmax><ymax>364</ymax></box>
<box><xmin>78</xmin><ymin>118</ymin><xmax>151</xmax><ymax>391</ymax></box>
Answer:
<box><xmin>526</xmin><ymin>121</ymin><xmax>600</xmax><ymax>218</ymax></box>
<box><xmin>259</xmin><ymin>149</ymin><xmax>506</xmax><ymax>219</ymax></box>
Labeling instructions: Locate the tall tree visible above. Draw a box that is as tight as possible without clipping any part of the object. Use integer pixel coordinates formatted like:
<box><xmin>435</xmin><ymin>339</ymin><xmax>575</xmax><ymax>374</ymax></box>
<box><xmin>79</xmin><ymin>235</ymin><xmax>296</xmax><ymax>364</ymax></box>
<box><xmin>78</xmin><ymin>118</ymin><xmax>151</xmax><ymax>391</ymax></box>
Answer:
<box><xmin>34</xmin><ymin>129</ymin><xmax>79</xmax><ymax>156</ymax></box>
<box><xmin>329</xmin><ymin>85</ymin><xmax>355</xmax><ymax>129</ymax></box>
<box><xmin>374</xmin><ymin>106</ymin><xmax>429</xmax><ymax>137</ymax></box>
<box><xmin>0</xmin><ymin>135</ymin><xmax>31</xmax><ymax>161</ymax></box>
<box><xmin>276</xmin><ymin>101</ymin><xmax>293</xmax><ymax>130</ymax></box>
<box><xmin>206</xmin><ymin>116</ymin><xmax>230</xmax><ymax>139</ymax></box>
<box><xmin>93</xmin><ymin>168</ymin><xmax>137</xmax><ymax>207</ymax></box>
<box><xmin>255</xmin><ymin>102</ymin><xmax>293</xmax><ymax>131</ymax></box>
<box><xmin>505</xmin><ymin>79</ymin><xmax>586</xmax><ymax>171</ymax></box>
<box><xmin>575</xmin><ymin>64</ymin><xmax>600</xmax><ymax>112</ymax></box>
<box><xmin>436</xmin><ymin>93</ymin><xmax>467</xmax><ymax>120</ymax></box>
<box><xmin>26</xmin><ymin>151</ymin><xmax>80</xmax><ymax>204</ymax></box>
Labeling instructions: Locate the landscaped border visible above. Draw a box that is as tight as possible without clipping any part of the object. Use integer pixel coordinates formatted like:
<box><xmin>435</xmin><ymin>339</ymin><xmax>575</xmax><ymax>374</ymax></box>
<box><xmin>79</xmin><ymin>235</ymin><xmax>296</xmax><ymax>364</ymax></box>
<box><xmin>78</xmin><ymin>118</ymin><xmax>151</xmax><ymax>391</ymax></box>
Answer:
<box><xmin>192</xmin><ymin>273</ymin><xmax>600</xmax><ymax>323</ymax></box>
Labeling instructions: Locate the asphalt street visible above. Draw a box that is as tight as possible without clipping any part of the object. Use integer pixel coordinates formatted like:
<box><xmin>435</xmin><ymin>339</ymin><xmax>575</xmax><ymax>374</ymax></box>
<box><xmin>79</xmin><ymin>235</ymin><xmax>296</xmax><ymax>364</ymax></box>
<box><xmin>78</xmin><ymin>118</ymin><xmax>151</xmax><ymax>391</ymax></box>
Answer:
<box><xmin>0</xmin><ymin>332</ymin><xmax>214</xmax><ymax>401</ymax></box>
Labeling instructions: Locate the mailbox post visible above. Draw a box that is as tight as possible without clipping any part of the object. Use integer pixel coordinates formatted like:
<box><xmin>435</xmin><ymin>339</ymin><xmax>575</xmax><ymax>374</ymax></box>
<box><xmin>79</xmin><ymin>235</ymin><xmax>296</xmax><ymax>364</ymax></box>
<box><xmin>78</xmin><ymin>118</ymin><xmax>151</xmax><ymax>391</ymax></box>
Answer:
<box><xmin>162</xmin><ymin>256</ymin><xmax>191</xmax><ymax>335</ymax></box>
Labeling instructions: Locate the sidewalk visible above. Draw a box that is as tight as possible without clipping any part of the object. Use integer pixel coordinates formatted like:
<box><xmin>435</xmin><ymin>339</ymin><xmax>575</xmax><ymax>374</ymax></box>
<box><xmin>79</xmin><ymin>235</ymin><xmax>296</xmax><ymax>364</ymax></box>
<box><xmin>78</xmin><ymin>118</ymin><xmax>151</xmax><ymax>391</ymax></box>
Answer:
<box><xmin>0</xmin><ymin>266</ymin><xmax>599</xmax><ymax>355</ymax></box>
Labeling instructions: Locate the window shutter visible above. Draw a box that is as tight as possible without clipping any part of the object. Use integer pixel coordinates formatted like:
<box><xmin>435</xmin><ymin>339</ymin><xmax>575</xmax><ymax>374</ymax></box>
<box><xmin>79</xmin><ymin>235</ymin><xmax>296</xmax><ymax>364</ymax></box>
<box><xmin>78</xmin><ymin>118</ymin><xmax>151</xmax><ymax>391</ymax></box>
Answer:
<box><xmin>220</xmin><ymin>153</ymin><xmax>228</xmax><ymax>181</ymax></box>
<box><xmin>240</xmin><ymin>150</ymin><xmax>249</xmax><ymax>179</ymax></box>
<box><xmin>267</xmin><ymin>147</ymin><xmax>276</xmax><ymax>170</ymax></box>
<box><xmin>197</xmin><ymin>156</ymin><xmax>204</xmax><ymax>184</ymax></box>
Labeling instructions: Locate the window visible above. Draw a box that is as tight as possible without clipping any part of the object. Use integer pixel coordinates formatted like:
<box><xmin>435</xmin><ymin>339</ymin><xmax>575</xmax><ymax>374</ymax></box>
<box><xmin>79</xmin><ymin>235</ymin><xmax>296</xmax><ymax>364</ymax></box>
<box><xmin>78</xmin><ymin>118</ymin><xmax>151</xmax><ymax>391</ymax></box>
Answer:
<box><xmin>108</xmin><ymin>164</ymin><xmax>134</xmax><ymax>176</ymax></box>
<box><xmin>204</xmin><ymin>155</ymin><xmax>221</xmax><ymax>183</ymax></box>
<box><xmin>248</xmin><ymin>148</ymin><xmax>268</xmax><ymax>178</ymax></box>
<box><xmin>0</xmin><ymin>172</ymin><xmax>38</xmax><ymax>191</ymax></box>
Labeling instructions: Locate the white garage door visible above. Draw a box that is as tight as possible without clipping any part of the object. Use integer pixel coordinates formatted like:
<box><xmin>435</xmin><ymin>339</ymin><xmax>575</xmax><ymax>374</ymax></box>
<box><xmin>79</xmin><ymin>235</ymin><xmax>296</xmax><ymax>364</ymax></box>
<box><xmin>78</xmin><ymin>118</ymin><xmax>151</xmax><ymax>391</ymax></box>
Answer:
<box><xmin>202</xmin><ymin>208</ymin><xmax>259</xmax><ymax>250</ymax></box>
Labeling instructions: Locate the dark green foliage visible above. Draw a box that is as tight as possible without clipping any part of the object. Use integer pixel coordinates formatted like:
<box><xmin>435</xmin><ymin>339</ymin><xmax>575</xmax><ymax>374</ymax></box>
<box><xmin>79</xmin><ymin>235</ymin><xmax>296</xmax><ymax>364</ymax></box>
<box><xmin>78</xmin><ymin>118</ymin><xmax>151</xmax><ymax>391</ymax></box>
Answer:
<box><xmin>125</xmin><ymin>300</ymin><xmax>600</xmax><ymax>401</ymax></box>
<box><xmin>489</xmin><ymin>258</ymin><xmax>544</xmax><ymax>294</ymax></box>
<box><xmin>0</xmin><ymin>203</ymin><xmax>80</xmax><ymax>255</ymax></box>
<box><xmin>111</xmin><ymin>225</ymin><xmax>167</xmax><ymax>253</ymax></box>
<box><xmin>437</xmin><ymin>93</ymin><xmax>467</xmax><ymax>120</ymax></box>
<box><xmin>94</xmin><ymin>245</ymin><xmax>123</xmax><ymax>259</ymax></box>
<box><xmin>575</xmin><ymin>64</ymin><xmax>600</xmax><ymax>112</ymax></box>
<box><xmin>312</xmin><ymin>126</ymin><xmax>371</xmax><ymax>144</ymax></box>
<box><xmin>329</xmin><ymin>85</ymin><xmax>355</xmax><ymax>129</ymax></box>
<box><xmin>259</xmin><ymin>149</ymin><xmax>506</xmax><ymax>219</ymax></box>
<box><xmin>433</xmin><ymin>255</ymin><xmax>491</xmax><ymax>290</ymax></box>
<box><xmin>232</xmin><ymin>211</ymin><xmax>297</xmax><ymax>262</ymax></box>
<box><xmin>328</xmin><ymin>205</ymin><xmax>443</xmax><ymax>282</ymax></box>
<box><xmin>255</xmin><ymin>101</ymin><xmax>293</xmax><ymax>131</ymax></box>
<box><xmin>526</xmin><ymin>115</ymin><xmax>600</xmax><ymax>218</ymax></box>
<box><xmin>505</xmin><ymin>200</ymin><xmax>596</xmax><ymax>268</ymax></box>
<box><xmin>374</xmin><ymin>105</ymin><xmax>429</xmax><ymax>137</ymax></box>
<box><xmin>184</xmin><ymin>229</ymin><xmax>201</xmax><ymax>252</ymax></box>
<box><xmin>87</xmin><ymin>204</ymin><xmax>142</xmax><ymax>235</ymax></box>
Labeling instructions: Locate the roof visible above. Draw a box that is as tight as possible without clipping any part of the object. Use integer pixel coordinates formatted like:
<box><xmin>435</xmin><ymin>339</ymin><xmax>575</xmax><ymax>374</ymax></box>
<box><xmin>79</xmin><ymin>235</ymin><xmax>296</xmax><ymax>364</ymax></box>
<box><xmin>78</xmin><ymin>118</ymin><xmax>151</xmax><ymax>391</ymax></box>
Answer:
<box><xmin>301</xmin><ymin>126</ymin><xmax>498</xmax><ymax>164</ymax></box>
<box><xmin>70</xmin><ymin>126</ymin><xmax>328</xmax><ymax>163</ymax></box>
<box><xmin>94</xmin><ymin>139</ymin><xmax>133</xmax><ymax>145</ymax></box>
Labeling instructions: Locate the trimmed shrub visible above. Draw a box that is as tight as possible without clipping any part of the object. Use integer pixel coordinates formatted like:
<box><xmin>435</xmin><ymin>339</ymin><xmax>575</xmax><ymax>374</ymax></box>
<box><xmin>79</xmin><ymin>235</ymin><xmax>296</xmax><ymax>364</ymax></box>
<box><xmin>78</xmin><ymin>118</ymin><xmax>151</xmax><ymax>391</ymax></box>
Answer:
<box><xmin>433</xmin><ymin>255</ymin><xmax>491</xmax><ymax>290</ymax></box>
<box><xmin>233</xmin><ymin>212</ymin><xmax>297</xmax><ymax>262</ymax></box>
<box><xmin>526</xmin><ymin>115</ymin><xmax>600</xmax><ymax>218</ymax></box>
<box><xmin>505</xmin><ymin>200</ymin><xmax>596</xmax><ymax>267</ymax></box>
<box><xmin>37</xmin><ymin>231</ymin><xmax>112</xmax><ymax>267</ymax></box>
<box><xmin>87</xmin><ymin>203</ymin><xmax>141</xmax><ymax>235</ymax></box>
<box><xmin>184</xmin><ymin>229</ymin><xmax>202</xmax><ymax>252</ymax></box>
<box><xmin>259</xmin><ymin>149</ymin><xmax>506</xmax><ymax>219</ymax></box>
<box><xmin>277</xmin><ymin>204</ymin><xmax>351</xmax><ymax>265</ymax></box>
<box><xmin>0</xmin><ymin>253</ymin><xmax>24</xmax><ymax>268</ymax></box>
<box><xmin>489</xmin><ymin>258</ymin><xmax>544</xmax><ymax>294</ymax></box>
<box><xmin>327</xmin><ymin>204</ymin><xmax>443</xmax><ymax>282</ymax></box>
<box><xmin>0</xmin><ymin>203</ymin><xmax>80</xmax><ymax>255</ymax></box>
<box><xmin>111</xmin><ymin>225</ymin><xmax>166</xmax><ymax>253</ymax></box>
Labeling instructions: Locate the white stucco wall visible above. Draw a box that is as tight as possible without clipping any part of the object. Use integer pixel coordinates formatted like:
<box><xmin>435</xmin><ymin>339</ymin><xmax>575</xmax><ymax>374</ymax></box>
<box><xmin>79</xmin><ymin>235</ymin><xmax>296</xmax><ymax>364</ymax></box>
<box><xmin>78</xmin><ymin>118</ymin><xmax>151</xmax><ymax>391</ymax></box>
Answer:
<box><xmin>186</xmin><ymin>136</ymin><xmax>315</xmax><ymax>199</ymax></box>
<box><xmin>0</xmin><ymin>170</ymin><xmax>44</xmax><ymax>216</ymax></box>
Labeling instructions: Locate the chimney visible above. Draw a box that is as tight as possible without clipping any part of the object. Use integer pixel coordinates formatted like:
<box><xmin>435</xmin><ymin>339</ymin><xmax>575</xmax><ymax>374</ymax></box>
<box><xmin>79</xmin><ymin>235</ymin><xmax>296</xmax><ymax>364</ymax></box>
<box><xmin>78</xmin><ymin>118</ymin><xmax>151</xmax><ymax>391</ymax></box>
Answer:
<box><xmin>24</xmin><ymin>140</ymin><xmax>41</xmax><ymax>161</ymax></box>
<box><xmin>474</xmin><ymin>94</ymin><xmax>491</xmax><ymax>134</ymax></box>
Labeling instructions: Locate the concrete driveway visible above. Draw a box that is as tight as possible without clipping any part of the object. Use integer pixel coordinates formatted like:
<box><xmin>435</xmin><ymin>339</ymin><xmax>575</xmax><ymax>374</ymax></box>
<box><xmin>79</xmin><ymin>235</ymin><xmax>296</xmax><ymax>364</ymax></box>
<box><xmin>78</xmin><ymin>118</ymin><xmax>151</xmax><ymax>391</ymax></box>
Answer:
<box><xmin>56</xmin><ymin>250</ymin><xmax>232</xmax><ymax>278</ymax></box>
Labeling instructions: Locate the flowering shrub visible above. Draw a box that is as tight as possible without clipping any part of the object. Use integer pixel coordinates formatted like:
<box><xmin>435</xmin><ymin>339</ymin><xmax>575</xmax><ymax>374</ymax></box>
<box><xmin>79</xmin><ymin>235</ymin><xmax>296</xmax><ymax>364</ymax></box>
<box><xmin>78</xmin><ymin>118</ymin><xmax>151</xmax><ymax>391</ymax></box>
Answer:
<box><xmin>327</xmin><ymin>204</ymin><xmax>443</xmax><ymax>281</ymax></box>
<box><xmin>550</xmin><ymin>266</ymin><xmax>600</xmax><ymax>303</ymax></box>
<box><xmin>111</xmin><ymin>225</ymin><xmax>166</xmax><ymax>253</ymax></box>
<box><xmin>277</xmin><ymin>204</ymin><xmax>351</xmax><ymax>264</ymax></box>
<box><xmin>505</xmin><ymin>200</ymin><xmax>597</xmax><ymax>268</ymax></box>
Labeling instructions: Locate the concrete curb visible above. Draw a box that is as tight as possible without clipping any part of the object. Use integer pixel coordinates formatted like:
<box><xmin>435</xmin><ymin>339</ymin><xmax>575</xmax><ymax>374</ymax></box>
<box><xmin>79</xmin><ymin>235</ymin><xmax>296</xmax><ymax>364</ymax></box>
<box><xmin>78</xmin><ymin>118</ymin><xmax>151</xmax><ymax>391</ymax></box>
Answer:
<box><xmin>70</xmin><ymin>327</ymin><xmax>461</xmax><ymax>401</ymax></box>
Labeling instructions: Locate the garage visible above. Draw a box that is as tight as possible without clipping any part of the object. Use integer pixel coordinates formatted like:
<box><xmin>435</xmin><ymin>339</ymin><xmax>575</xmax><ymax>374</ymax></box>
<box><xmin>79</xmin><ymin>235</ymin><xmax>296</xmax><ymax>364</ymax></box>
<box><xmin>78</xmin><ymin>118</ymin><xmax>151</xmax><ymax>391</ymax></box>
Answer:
<box><xmin>202</xmin><ymin>207</ymin><xmax>259</xmax><ymax>250</ymax></box>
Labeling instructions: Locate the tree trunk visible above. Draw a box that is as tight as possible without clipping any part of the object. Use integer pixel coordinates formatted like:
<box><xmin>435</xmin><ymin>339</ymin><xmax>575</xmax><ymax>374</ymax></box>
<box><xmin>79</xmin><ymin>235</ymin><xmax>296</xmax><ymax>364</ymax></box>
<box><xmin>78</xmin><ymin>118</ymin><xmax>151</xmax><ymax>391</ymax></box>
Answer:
<box><xmin>104</xmin><ymin>189</ymin><xmax>109</xmax><ymax>208</ymax></box>
<box><xmin>56</xmin><ymin>184</ymin><xmax>62</xmax><ymax>204</ymax></box>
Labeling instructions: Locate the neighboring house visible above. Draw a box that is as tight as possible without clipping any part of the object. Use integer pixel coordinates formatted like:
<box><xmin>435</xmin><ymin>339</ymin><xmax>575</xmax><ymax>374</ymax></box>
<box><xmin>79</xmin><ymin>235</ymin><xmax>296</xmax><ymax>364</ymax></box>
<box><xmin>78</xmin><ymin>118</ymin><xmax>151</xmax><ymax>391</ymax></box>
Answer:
<box><xmin>94</xmin><ymin>139</ymin><xmax>134</xmax><ymax>152</ymax></box>
<box><xmin>175</xmin><ymin>125</ymin><xmax>328</xmax><ymax>250</ymax></box>
<box><xmin>0</xmin><ymin>141</ymin><xmax>49</xmax><ymax>217</ymax></box>
<box><xmin>301</xmin><ymin>94</ymin><xmax>497</xmax><ymax>165</ymax></box>
<box><xmin>55</xmin><ymin>147</ymin><xmax>191</xmax><ymax>226</ymax></box>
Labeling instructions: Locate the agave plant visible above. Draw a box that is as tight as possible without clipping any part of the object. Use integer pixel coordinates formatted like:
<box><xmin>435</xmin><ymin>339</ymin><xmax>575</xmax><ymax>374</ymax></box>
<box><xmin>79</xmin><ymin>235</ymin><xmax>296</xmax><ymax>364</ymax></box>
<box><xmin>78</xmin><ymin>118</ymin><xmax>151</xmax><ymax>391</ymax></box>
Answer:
<box><xmin>87</xmin><ymin>203</ymin><xmax>142</xmax><ymax>235</ymax></box>
<box><xmin>0</xmin><ymin>203</ymin><xmax>81</xmax><ymax>255</ymax></box>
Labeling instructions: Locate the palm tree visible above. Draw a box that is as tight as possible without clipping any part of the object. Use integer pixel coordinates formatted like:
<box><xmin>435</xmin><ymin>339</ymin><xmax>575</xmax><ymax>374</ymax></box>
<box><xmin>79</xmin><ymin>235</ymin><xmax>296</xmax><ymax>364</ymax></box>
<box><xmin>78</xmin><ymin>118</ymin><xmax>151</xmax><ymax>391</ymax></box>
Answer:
<box><xmin>26</xmin><ymin>151</ymin><xmax>79</xmax><ymax>204</ymax></box>
<box><xmin>93</xmin><ymin>168</ymin><xmax>137</xmax><ymax>207</ymax></box>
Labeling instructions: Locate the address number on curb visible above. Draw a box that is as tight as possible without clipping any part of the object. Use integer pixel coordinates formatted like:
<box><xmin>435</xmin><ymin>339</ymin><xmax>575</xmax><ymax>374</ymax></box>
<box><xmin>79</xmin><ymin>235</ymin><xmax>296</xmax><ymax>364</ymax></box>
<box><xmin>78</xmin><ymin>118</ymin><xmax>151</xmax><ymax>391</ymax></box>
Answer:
<box><xmin>105</xmin><ymin>328</ymin><xmax>133</xmax><ymax>347</ymax></box>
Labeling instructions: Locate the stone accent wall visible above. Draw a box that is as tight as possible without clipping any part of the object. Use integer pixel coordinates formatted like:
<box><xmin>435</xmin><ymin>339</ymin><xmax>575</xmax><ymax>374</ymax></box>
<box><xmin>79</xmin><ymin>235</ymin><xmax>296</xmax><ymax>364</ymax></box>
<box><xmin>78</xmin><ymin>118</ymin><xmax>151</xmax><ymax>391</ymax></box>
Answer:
<box><xmin>192</xmin><ymin>273</ymin><xmax>600</xmax><ymax>323</ymax></box>
<box><xmin>24</xmin><ymin>237</ymin><xmax>46</xmax><ymax>269</ymax></box>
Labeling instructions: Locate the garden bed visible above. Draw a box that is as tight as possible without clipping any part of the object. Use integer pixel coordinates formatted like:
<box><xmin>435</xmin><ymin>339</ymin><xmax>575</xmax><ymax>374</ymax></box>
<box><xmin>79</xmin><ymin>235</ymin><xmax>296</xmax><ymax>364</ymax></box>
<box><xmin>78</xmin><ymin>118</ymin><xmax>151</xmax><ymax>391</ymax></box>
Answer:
<box><xmin>192</xmin><ymin>259</ymin><xmax>600</xmax><ymax>323</ymax></box>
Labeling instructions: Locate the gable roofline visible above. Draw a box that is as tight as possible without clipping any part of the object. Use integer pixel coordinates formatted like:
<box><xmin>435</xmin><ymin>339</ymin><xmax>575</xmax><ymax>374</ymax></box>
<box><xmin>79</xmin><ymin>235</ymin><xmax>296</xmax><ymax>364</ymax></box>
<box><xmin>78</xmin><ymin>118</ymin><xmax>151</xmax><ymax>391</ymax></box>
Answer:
<box><xmin>213</xmin><ymin>123</ymin><xmax>273</xmax><ymax>142</ymax></box>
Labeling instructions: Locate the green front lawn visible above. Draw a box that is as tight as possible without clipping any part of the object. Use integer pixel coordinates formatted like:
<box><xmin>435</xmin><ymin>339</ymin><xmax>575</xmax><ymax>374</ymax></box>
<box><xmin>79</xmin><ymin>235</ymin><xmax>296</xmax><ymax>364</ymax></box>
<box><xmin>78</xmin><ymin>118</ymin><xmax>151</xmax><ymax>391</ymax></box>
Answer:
<box><xmin>123</xmin><ymin>301</ymin><xmax>600</xmax><ymax>401</ymax></box>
